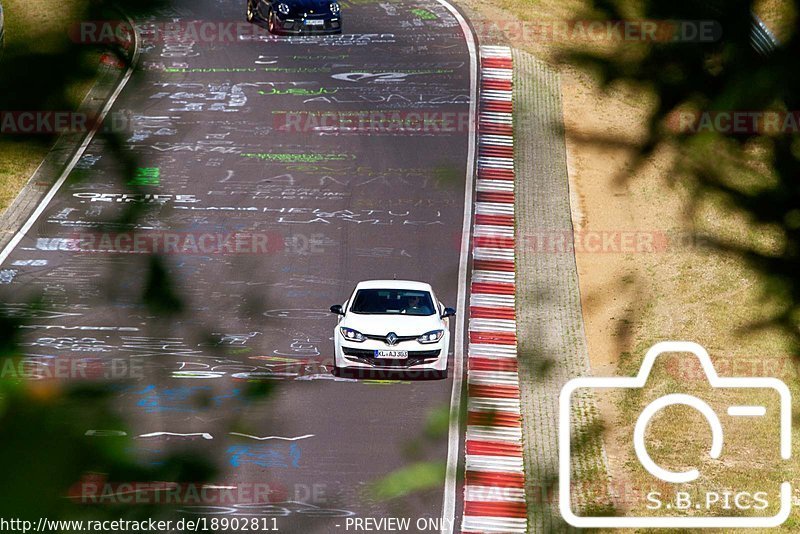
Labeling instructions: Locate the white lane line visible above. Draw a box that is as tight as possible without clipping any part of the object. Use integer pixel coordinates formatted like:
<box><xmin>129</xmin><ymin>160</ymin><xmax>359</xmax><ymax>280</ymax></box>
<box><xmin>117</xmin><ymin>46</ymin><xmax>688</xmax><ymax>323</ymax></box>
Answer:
<box><xmin>468</xmin><ymin>397</ymin><xmax>522</xmax><ymax>413</ymax></box>
<box><xmin>473</xmin><ymin>248</ymin><xmax>515</xmax><ymax>261</ymax></box>
<box><xmin>474</xmin><ymin>203</ymin><xmax>515</xmax><ymax>216</ymax></box>
<box><xmin>466</xmin><ymin>425</ymin><xmax>523</xmax><ymax>442</ymax></box>
<box><xmin>0</xmin><ymin>15</ymin><xmax>141</xmax><ymax>266</ymax></box>
<box><xmin>481</xmin><ymin>45</ymin><xmax>513</xmax><ymax>55</ymax></box>
<box><xmin>464</xmin><ymin>485</ymin><xmax>526</xmax><ymax>502</ymax></box>
<box><xmin>478</xmin><ymin>157</ymin><xmax>515</xmax><ymax>168</ymax></box>
<box><xmin>471</xmin><ymin>270</ymin><xmax>516</xmax><ymax>283</ymax></box>
<box><xmin>461</xmin><ymin>517</ymin><xmax>527</xmax><ymax>533</ymax></box>
<box><xmin>228</xmin><ymin>433</ymin><xmax>315</xmax><ymax>441</ymax></box>
<box><xmin>480</xmin><ymin>112</ymin><xmax>513</xmax><ymax>121</ymax></box>
<box><xmin>474</xmin><ymin>225</ymin><xmax>514</xmax><ymax>237</ymax></box>
<box><xmin>481</xmin><ymin>70</ymin><xmax>514</xmax><ymax>80</ymax></box>
<box><xmin>470</xmin><ymin>318</ymin><xmax>517</xmax><ymax>332</ymax></box>
<box><xmin>481</xmin><ymin>91</ymin><xmax>513</xmax><ymax>101</ymax></box>
<box><xmin>138</xmin><ymin>432</ymin><xmax>213</xmax><ymax>440</ymax></box>
<box><xmin>469</xmin><ymin>294</ymin><xmax>516</xmax><ymax>308</ymax></box>
<box><xmin>434</xmin><ymin>1</ymin><xmax>478</xmax><ymax>533</ymax></box>
<box><xmin>480</xmin><ymin>119</ymin><xmax>513</xmax><ymax>127</ymax></box>
<box><xmin>476</xmin><ymin>179</ymin><xmax>515</xmax><ymax>192</ymax></box>
<box><xmin>480</xmin><ymin>135</ymin><xmax>514</xmax><ymax>145</ymax></box>
<box><xmin>466</xmin><ymin>454</ymin><xmax>525</xmax><ymax>473</ymax></box>
<box><xmin>468</xmin><ymin>370</ymin><xmax>520</xmax><ymax>386</ymax></box>
<box><xmin>468</xmin><ymin>344</ymin><xmax>519</xmax><ymax>358</ymax></box>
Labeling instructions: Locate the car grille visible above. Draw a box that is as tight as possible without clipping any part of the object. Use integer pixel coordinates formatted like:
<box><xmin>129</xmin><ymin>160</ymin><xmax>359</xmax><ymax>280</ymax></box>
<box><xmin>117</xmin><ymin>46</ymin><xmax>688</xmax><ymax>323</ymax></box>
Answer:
<box><xmin>342</xmin><ymin>348</ymin><xmax>441</xmax><ymax>368</ymax></box>
<box><xmin>363</xmin><ymin>333</ymin><xmax>418</xmax><ymax>343</ymax></box>
<box><xmin>280</xmin><ymin>18</ymin><xmax>340</xmax><ymax>32</ymax></box>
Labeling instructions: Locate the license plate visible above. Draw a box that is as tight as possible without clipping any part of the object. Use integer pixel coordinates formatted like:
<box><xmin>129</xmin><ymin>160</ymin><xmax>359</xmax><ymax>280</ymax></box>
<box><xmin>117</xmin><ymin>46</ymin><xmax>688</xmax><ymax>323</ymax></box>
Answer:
<box><xmin>305</xmin><ymin>19</ymin><xmax>324</xmax><ymax>26</ymax></box>
<box><xmin>374</xmin><ymin>350</ymin><xmax>408</xmax><ymax>359</ymax></box>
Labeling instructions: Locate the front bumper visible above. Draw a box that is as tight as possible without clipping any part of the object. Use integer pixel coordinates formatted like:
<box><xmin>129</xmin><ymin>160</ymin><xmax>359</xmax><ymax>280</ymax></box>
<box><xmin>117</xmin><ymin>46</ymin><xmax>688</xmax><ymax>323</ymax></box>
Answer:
<box><xmin>274</xmin><ymin>15</ymin><xmax>342</xmax><ymax>34</ymax></box>
<box><xmin>335</xmin><ymin>336</ymin><xmax>448</xmax><ymax>371</ymax></box>
<box><xmin>342</xmin><ymin>347</ymin><xmax>442</xmax><ymax>369</ymax></box>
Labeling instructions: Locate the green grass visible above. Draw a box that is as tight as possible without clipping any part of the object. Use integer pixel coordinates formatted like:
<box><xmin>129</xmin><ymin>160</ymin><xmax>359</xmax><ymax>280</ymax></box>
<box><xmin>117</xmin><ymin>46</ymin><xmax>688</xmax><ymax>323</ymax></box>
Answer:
<box><xmin>0</xmin><ymin>0</ymin><xmax>97</xmax><ymax>213</ymax></box>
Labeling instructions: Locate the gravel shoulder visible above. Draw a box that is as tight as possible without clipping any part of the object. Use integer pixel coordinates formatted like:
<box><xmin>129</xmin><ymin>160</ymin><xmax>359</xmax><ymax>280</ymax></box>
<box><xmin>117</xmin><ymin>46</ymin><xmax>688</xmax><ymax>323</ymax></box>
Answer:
<box><xmin>513</xmin><ymin>49</ymin><xmax>607</xmax><ymax>531</ymax></box>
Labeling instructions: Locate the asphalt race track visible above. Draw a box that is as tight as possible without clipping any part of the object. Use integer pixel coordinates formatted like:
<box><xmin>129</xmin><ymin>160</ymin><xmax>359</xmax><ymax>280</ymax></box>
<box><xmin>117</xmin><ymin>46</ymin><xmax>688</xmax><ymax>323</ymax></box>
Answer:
<box><xmin>0</xmin><ymin>0</ymin><xmax>473</xmax><ymax>532</ymax></box>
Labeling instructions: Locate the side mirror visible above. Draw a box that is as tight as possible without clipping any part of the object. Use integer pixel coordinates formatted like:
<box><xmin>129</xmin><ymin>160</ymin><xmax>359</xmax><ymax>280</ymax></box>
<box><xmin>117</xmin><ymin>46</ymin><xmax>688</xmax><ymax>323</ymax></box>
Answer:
<box><xmin>441</xmin><ymin>307</ymin><xmax>456</xmax><ymax>318</ymax></box>
<box><xmin>330</xmin><ymin>304</ymin><xmax>345</xmax><ymax>315</ymax></box>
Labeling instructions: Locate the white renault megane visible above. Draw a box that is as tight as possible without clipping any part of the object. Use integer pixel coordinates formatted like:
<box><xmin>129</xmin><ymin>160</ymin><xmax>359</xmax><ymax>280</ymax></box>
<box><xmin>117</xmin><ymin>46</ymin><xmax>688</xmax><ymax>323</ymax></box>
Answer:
<box><xmin>330</xmin><ymin>280</ymin><xmax>455</xmax><ymax>379</ymax></box>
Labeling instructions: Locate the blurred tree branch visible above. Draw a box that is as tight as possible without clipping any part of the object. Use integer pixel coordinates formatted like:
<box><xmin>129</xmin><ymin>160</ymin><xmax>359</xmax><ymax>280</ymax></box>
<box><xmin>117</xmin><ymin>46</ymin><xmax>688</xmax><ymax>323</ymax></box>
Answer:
<box><xmin>560</xmin><ymin>0</ymin><xmax>800</xmax><ymax>347</ymax></box>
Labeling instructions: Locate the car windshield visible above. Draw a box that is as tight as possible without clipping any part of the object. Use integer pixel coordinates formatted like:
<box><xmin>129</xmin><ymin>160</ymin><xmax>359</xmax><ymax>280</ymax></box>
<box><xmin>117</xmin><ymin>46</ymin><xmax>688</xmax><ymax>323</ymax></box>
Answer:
<box><xmin>350</xmin><ymin>289</ymin><xmax>436</xmax><ymax>316</ymax></box>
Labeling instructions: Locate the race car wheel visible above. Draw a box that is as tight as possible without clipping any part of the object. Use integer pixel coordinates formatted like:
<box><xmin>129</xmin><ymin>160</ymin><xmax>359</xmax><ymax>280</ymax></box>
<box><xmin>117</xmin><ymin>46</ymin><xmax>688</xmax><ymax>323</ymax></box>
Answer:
<box><xmin>246</xmin><ymin>0</ymin><xmax>255</xmax><ymax>22</ymax></box>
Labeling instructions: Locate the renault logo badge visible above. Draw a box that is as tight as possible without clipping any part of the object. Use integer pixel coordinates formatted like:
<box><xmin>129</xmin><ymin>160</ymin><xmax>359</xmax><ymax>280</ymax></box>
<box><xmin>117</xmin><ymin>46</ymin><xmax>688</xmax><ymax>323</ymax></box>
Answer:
<box><xmin>386</xmin><ymin>332</ymin><xmax>398</xmax><ymax>346</ymax></box>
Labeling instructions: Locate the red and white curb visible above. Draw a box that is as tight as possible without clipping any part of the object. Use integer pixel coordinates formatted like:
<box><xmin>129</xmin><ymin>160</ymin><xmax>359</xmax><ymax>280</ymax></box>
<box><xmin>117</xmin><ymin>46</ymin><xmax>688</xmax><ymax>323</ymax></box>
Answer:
<box><xmin>461</xmin><ymin>46</ymin><xmax>527</xmax><ymax>534</ymax></box>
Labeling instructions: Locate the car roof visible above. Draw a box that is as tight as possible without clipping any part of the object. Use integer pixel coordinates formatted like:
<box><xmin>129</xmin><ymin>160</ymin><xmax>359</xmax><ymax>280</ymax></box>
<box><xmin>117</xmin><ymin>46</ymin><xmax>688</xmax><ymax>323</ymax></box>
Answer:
<box><xmin>354</xmin><ymin>280</ymin><xmax>433</xmax><ymax>292</ymax></box>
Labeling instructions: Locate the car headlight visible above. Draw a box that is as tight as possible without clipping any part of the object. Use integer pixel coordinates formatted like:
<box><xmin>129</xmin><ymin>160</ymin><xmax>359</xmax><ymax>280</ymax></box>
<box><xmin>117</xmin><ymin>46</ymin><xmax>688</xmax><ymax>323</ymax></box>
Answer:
<box><xmin>330</xmin><ymin>2</ymin><xmax>340</xmax><ymax>14</ymax></box>
<box><xmin>277</xmin><ymin>3</ymin><xmax>290</xmax><ymax>15</ymax></box>
<box><xmin>340</xmin><ymin>327</ymin><xmax>366</xmax><ymax>342</ymax></box>
<box><xmin>418</xmin><ymin>330</ymin><xmax>444</xmax><ymax>344</ymax></box>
